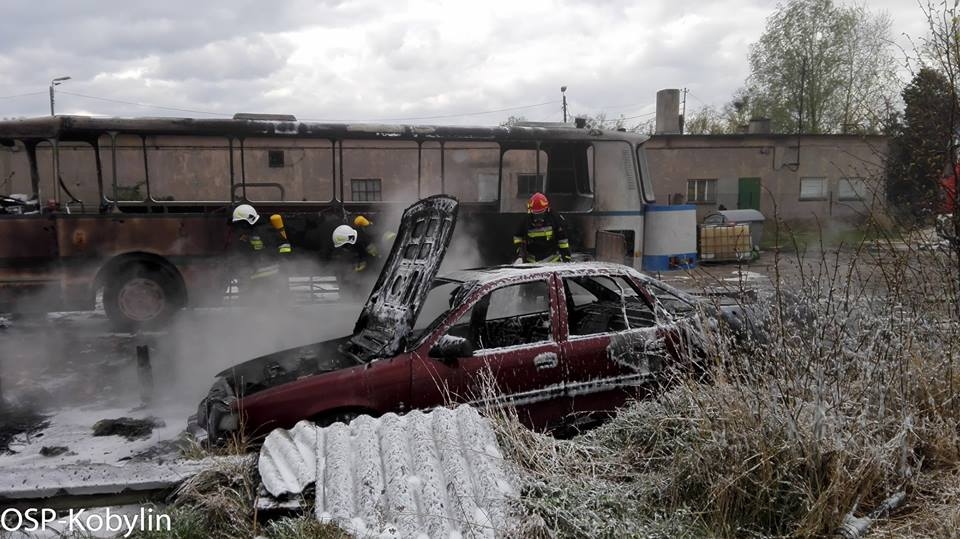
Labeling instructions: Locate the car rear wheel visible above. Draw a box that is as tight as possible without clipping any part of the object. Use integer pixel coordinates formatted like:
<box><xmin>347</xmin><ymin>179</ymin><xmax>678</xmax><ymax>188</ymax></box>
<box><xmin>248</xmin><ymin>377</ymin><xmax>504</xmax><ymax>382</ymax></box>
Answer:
<box><xmin>103</xmin><ymin>264</ymin><xmax>182</xmax><ymax>331</ymax></box>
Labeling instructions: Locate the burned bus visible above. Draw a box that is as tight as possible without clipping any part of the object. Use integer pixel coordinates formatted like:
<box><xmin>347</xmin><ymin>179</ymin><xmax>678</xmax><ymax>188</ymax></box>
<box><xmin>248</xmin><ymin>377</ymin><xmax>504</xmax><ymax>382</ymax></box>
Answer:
<box><xmin>0</xmin><ymin>115</ymin><xmax>655</xmax><ymax>329</ymax></box>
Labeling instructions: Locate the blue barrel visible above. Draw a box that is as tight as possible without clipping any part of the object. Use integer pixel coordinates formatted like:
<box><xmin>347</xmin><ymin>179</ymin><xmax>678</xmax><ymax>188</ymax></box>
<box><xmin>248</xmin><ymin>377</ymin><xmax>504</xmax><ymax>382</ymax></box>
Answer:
<box><xmin>642</xmin><ymin>204</ymin><xmax>697</xmax><ymax>271</ymax></box>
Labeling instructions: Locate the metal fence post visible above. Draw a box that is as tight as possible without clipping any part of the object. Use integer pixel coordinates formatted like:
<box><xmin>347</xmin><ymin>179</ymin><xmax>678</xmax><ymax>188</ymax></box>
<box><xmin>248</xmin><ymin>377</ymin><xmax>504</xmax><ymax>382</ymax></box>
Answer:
<box><xmin>136</xmin><ymin>345</ymin><xmax>153</xmax><ymax>406</ymax></box>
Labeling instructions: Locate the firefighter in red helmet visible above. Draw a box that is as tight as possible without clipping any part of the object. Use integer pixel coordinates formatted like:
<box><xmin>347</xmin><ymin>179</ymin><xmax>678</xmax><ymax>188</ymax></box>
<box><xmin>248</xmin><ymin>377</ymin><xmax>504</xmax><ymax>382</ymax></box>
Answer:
<box><xmin>513</xmin><ymin>192</ymin><xmax>572</xmax><ymax>263</ymax></box>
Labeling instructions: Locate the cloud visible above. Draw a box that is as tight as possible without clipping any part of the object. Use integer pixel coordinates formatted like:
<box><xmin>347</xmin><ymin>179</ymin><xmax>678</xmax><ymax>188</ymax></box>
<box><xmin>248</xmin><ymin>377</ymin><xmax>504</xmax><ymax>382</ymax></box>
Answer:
<box><xmin>0</xmin><ymin>0</ymin><xmax>933</xmax><ymax>123</ymax></box>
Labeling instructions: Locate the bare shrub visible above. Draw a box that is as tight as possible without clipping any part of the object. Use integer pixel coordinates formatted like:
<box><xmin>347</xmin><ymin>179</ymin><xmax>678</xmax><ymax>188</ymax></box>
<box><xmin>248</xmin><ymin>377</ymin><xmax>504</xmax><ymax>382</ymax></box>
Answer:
<box><xmin>489</xmin><ymin>220</ymin><xmax>960</xmax><ymax>537</ymax></box>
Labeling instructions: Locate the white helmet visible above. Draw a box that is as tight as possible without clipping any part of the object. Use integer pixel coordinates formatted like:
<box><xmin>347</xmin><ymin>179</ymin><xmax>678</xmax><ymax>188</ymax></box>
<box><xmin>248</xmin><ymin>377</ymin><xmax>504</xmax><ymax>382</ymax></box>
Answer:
<box><xmin>232</xmin><ymin>204</ymin><xmax>259</xmax><ymax>225</ymax></box>
<box><xmin>332</xmin><ymin>224</ymin><xmax>358</xmax><ymax>248</ymax></box>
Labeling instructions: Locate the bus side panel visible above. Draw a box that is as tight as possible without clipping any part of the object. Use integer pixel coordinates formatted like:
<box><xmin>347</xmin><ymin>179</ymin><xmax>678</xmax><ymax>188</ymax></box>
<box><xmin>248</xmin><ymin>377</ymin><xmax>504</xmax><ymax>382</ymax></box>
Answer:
<box><xmin>55</xmin><ymin>215</ymin><xmax>231</xmax><ymax>309</ymax></box>
<box><xmin>575</xmin><ymin>141</ymin><xmax>646</xmax><ymax>269</ymax></box>
<box><xmin>0</xmin><ymin>216</ymin><xmax>63</xmax><ymax>312</ymax></box>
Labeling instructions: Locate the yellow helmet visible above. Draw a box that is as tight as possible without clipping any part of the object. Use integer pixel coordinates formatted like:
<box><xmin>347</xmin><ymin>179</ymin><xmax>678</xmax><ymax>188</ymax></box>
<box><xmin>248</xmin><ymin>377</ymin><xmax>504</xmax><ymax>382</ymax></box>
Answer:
<box><xmin>353</xmin><ymin>215</ymin><xmax>371</xmax><ymax>228</ymax></box>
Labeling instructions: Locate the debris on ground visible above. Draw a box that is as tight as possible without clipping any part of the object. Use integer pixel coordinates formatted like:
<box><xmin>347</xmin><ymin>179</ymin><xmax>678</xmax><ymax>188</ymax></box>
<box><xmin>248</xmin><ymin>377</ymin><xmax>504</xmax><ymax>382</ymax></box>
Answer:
<box><xmin>39</xmin><ymin>445</ymin><xmax>72</xmax><ymax>457</ymax></box>
<box><xmin>0</xmin><ymin>315</ymin><xmax>9</xmax><ymax>328</ymax></box>
<box><xmin>92</xmin><ymin>416</ymin><xmax>165</xmax><ymax>441</ymax></box>
<box><xmin>122</xmin><ymin>437</ymin><xmax>189</xmax><ymax>462</ymax></box>
<box><xmin>0</xmin><ymin>405</ymin><xmax>48</xmax><ymax>454</ymax></box>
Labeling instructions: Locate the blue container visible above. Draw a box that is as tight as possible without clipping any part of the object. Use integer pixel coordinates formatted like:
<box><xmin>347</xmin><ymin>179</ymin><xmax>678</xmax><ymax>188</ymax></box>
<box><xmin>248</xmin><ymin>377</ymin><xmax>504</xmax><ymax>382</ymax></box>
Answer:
<box><xmin>642</xmin><ymin>204</ymin><xmax>697</xmax><ymax>271</ymax></box>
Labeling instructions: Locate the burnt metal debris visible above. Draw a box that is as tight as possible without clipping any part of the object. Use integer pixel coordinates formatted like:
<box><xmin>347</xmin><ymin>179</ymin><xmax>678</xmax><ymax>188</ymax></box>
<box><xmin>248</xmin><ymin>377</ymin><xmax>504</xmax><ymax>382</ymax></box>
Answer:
<box><xmin>92</xmin><ymin>417</ymin><xmax>165</xmax><ymax>441</ymax></box>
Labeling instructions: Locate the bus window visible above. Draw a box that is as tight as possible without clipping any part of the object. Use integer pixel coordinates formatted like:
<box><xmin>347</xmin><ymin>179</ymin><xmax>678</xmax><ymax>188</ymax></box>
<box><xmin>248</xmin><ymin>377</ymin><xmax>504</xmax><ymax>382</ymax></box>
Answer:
<box><xmin>241</xmin><ymin>138</ymin><xmax>333</xmax><ymax>202</ymax></box>
<box><xmin>636</xmin><ymin>145</ymin><xmax>656</xmax><ymax>203</ymax></box>
<box><xmin>36</xmin><ymin>141</ymin><xmax>101</xmax><ymax>211</ymax></box>
<box><xmin>342</xmin><ymin>140</ymin><xmax>419</xmax><ymax>202</ymax></box>
<box><xmin>146</xmin><ymin>136</ymin><xmax>231</xmax><ymax>202</ymax></box>
<box><xmin>2</xmin><ymin>141</ymin><xmax>37</xmax><ymax>199</ymax></box>
<box><xmin>420</xmin><ymin>141</ymin><xmax>442</xmax><ymax>197</ymax></box>
<box><xmin>501</xmin><ymin>148</ymin><xmax>546</xmax><ymax>213</ymax></box>
<box><xmin>100</xmin><ymin>134</ymin><xmax>149</xmax><ymax>202</ymax></box>
<box><xmin>543</xmin><ymin>142</ymin><xmax>594</xmax><ymax>212</ymax></box>
<box><xmin>595</xmin><ymin>141</ymin><xmax>642</xmax><ymax>212</ymax></box>
<box><xmin>443</xmin><ymin>141</ymin><xmax>499</xmax><ymax>203</ymax></box>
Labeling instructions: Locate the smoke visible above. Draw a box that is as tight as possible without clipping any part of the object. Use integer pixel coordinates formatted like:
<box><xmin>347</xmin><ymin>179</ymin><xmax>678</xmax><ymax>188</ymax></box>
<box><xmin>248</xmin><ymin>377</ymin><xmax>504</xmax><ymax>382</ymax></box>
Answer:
<box><xmin>0</xmin><ymin>187</ymin><xmax>492</xmax><ymax>444</ymax></box>
<box><xmin>441</xmin><ymin>217</ymin><xmax>487</xmax><ymax>273</ymax></box>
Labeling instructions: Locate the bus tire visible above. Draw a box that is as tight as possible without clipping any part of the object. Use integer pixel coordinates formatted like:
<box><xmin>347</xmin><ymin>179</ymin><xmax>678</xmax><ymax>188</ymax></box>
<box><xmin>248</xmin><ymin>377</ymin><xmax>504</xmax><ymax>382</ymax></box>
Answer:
<box><xmin>103</xmin><ymin>263</ymin><xmax>182</xmax><ymax>331</ymax></box>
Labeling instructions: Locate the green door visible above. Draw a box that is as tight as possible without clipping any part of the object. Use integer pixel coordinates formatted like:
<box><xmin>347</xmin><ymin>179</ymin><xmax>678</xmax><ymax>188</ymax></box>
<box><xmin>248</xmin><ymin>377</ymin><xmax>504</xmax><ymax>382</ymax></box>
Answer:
<box><xmin>738</xmin><ymin>177</ymin><xmax>761</xmax><ymax>210</ymax></box>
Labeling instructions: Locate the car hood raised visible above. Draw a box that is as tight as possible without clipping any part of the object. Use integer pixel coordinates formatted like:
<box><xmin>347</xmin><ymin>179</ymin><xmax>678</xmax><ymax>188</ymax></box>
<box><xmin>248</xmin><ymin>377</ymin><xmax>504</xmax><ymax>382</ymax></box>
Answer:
<box><xmin>342</xmin><ymin>195</ymin><xmax>460</xmax><ymax>361</ymax></box>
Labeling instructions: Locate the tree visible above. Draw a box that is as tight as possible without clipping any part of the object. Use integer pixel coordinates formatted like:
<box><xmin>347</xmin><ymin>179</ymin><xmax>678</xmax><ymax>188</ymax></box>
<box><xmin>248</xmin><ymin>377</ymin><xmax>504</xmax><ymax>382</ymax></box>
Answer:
<box><xmin>885</xmin><ymin>67</ymin><xmax>956</xmax><ymax>217</ymax></box>
<box><xmin>746</xmin><ymin>0</ymin><xmax>898</xmax><ymax>134</ymax></box>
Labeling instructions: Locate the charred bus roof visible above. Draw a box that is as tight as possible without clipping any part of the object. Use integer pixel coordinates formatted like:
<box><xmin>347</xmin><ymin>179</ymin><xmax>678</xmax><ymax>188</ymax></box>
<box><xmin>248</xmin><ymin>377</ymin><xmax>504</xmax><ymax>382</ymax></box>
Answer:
<box><xmin>0</xmin><ymin>115</ymin><xmax>650</xmax><ymax>145</ymax></box>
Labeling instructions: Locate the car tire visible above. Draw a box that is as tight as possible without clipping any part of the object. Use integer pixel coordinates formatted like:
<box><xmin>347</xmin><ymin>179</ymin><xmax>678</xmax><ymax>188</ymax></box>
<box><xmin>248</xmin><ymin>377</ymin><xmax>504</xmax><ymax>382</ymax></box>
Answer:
<box><xmin>103</xmin><ymin>263</ymin><xmax>182</xmax><ymax>331</ymax></box>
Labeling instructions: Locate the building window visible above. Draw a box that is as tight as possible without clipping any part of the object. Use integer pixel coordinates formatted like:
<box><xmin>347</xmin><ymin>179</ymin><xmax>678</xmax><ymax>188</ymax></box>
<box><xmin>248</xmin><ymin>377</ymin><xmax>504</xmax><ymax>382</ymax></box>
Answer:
<box><xmin>351</xmin><ymin>178</ymin><xmax>382</xmax><ymax>201</ymax></box>
<box><xmin>517</xmin><ymin>173</ymin><xmax>545</xmax><ymax>196</ymax></box>
<box><xmin>268</xmin><ymin>150</ymin><xmax>284</xmax><ymax>168</ymax></box>
<box><xmin>686</xmin><ymin>179</ymin><xmax>717</xmax><ymax>203</ymax></box>
<box><xmin>799</xmin><ymin>177</ymin><xmax>827</xmax><ymax>200</ymax></box>
<box><xmin>838</xmin><ymin>177</ymin><xmax>865</xmax><ymax>201</ymax></box>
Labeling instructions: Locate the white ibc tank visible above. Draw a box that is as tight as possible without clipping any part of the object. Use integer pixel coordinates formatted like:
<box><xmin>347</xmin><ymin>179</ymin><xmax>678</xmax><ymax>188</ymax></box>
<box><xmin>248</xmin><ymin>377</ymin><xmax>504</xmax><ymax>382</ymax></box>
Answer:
<box><xmin>642</xmin><ymin>204</ymin><xmax>697</xmax><ymax>271</ymax></box>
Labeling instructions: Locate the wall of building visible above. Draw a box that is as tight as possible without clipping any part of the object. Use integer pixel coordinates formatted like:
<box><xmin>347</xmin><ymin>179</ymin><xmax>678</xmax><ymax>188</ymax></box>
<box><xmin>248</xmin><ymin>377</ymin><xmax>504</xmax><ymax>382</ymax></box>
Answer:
<box><xmin>643</xmin><ymin>134</ymin><xmax>888</xmax><ymax>224</ymax></box>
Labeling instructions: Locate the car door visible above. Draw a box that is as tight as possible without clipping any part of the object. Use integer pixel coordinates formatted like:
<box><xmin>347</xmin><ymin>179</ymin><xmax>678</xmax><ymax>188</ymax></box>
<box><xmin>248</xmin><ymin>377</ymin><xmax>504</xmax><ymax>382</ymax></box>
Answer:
<box><xmin>410</xmin><ymin>276</ymin><xmax>569</xmax><ymax>429</ymax></box>
<box><xmin>558</xmin><ymin>272</ymin><xmax>671</xmax><ymax>422</ymax></box>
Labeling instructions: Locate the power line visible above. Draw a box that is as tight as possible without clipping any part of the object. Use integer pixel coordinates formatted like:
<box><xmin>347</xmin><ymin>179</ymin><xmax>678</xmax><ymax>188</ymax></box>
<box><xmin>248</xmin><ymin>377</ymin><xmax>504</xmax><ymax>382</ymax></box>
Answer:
<box><xmin>618</xmin><ymin>111</ymin><xmax>657</xmax><ymax>121</ymax></box>
<box><xmin>58</xmin><ymin>90</ymin><xmax>228</xmax><ymax>117</ymax></box>
<box><xmin>309</xmin><ymin>100</ymin><xmax>560</xmax><ymax>123</ymax></box>
<box><xmin>595</xmin><ymin>100</ymin><xmax>653</xmax><ymax>112</ymax></box>
<box><xmin>59</xmin><ymin>90</ymin><xmax>560</xmax><ymax>123</ymax></box>
<box><xmin>0</xmin><ymin>91</ymin><xmax>46</xmax><ymax>100</ymax></box>
<box><xmin>686</xmin><ymin>91</ymin><xmax>712</xmax><ymax>108</ymax></box>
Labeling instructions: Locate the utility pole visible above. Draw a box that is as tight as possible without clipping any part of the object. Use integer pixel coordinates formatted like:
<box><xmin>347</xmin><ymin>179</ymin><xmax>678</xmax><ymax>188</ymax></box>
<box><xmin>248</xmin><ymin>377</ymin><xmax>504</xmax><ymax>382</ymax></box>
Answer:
<box><xmin>680</xmin><ymin>88</ymin><xmax>688</xmax><ymax>134</ymax></box>
<box><xmin>561</xmin><ymin>86</ymin><xmax>568</xmax><ymax>123</ymax></box>
<box><xmin>49</xmin><ymin>76</ymin><xmax>71</xmax><ymax>116</ymax></box>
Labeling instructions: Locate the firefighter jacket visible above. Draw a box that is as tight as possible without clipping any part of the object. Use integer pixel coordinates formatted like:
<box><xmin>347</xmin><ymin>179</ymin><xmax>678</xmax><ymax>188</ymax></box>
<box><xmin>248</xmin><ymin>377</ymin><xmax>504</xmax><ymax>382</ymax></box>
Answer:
<box><xmin>334</xmin><ymin>228</ymin><xmax>380</xmax><ymax>272</ymax></box>
<box><xmin>233</xmin><ymin>221</ymin><xmax>290</xmax><ymax>280</ymax></box>
<box><xmin>513</xmin><ymin>211</ymin><xmax>572</xmax><ymax>263</ymax></box>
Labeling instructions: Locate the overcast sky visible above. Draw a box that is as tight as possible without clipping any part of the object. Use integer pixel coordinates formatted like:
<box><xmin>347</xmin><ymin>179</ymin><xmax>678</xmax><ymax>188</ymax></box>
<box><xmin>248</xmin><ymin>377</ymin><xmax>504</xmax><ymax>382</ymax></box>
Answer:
<box><xmin>0</xmin><ymin>0</ymin><xmax>930</xmax><ymax>126</ymax></box>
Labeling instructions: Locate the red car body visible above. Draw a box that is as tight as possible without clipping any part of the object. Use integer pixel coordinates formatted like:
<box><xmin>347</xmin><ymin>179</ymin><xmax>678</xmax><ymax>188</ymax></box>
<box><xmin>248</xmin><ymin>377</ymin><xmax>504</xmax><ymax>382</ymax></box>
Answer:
<box><xmin>192</xmin><ymin>196</ymin><xmax>712</xmax><ymax>442</ymax></box>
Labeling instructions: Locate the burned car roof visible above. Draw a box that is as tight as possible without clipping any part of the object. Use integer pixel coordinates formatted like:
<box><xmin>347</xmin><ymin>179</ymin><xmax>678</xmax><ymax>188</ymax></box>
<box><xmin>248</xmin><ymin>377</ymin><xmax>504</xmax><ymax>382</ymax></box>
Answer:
<box><xmin>441</xmin><ymin>261</ymin><xmax>666</xmax><ymax>288</ymax></box>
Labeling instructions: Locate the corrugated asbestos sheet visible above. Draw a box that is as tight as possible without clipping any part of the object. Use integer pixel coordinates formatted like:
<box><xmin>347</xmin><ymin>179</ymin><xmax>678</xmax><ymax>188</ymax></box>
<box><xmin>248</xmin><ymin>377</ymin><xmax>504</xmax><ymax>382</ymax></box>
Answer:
<box><xmin>258</xmin><ymin>405</ymin><xmax>518</xmax><ymax>538</ymax></box>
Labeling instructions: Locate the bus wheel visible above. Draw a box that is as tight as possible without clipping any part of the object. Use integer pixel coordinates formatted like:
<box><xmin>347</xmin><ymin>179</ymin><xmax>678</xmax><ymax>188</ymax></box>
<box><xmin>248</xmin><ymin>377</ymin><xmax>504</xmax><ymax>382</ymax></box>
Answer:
<box><xmin>103</xmin><ymin>264</ymin><xmax>181</xmax><ymax>331</ymax></box>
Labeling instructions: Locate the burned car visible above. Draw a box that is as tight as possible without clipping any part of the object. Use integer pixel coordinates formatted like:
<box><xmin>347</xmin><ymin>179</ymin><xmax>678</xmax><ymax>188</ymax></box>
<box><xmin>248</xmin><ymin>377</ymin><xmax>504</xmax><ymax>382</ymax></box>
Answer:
<box><xmin>192</xmin><ymin>195</ymin><xmax>744</xmax><ymax>442</ymax></box>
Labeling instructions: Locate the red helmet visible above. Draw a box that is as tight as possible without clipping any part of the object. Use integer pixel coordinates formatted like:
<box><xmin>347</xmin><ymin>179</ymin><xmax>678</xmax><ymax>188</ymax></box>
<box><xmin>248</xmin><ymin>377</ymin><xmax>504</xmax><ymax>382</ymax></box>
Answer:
<box><xmin>527</xmin><ymin>192</ymin><xmax>549</xmax><ymax>214</ymax></box>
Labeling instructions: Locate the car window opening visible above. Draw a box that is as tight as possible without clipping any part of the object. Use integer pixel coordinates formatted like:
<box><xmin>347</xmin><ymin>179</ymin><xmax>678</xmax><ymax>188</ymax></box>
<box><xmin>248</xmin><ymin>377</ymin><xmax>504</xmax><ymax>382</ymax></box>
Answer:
<box><xmin>564</xmin><ymin>275</ymin><xmax>656</xmax><ymax>336</ymax></box>
<box><xmin>475</xmin><ymin>280</ymin><xmax>551</xmax><ymax>350</ymax></box>
<box><xmin>410</xmin><ymin>279</ymin><xmax>468</xmax><ymax>343</ymax></box>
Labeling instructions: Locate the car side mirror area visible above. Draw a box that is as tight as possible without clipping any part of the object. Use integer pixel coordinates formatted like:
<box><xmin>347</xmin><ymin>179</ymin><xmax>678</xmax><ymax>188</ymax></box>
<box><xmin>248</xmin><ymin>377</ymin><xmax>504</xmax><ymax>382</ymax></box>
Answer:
<box><xmin>428</xmin><ymin>335</ymin><xmax>473</xmax><ymax>362</ymax></box>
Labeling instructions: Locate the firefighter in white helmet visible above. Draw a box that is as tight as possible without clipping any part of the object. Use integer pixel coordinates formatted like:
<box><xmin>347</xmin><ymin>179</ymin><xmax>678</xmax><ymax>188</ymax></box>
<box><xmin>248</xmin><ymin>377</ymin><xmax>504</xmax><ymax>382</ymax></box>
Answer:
<box><xmin>230</xmin><ymin>204</ymin><xmax>291</xmax><ymax>304</ymax></box>
<box><xmin>332</xmin><ymin>223</ymin><xmax>381</xmax><ymax>299</ymax></box>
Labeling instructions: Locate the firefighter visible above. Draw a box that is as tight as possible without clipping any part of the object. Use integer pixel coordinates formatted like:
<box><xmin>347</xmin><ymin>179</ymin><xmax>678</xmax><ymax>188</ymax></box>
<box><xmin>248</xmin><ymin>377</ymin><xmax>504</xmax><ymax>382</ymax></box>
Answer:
<box><xmin>229</xmin><ymin>204</ymin><xmax>291</xmax><ymax>304</ymax></box>
<box><xmin>332</xmin><ymin>224</ymin><xmax>379</xmax><ymax>299</ymax></box>
<box><xmin>352</xmin><ymin>214</ymin><xmax>398</xmax><ymax>263</ymax></box>
<box><xmin>513</xmin><ymin>192</ymin><xmax>572</xmax><ymax>263</ymax></box>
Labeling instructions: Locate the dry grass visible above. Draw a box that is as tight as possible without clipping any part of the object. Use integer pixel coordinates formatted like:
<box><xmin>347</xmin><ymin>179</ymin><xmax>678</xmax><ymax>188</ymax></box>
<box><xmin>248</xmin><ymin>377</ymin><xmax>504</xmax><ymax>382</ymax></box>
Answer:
<box><xmin>487</xmin><ymin>220</ymin><xmax>960</xmax><ymax>538</ymax></box>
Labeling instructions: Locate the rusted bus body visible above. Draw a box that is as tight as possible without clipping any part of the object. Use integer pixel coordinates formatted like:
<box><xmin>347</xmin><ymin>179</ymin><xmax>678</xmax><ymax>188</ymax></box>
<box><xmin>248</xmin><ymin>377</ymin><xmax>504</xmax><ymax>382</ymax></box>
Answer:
<box><xmin>0</xmin><ymin>116</ymin><xmax>654</xmax><ymax>326</ymax></box>
<box><xmin>0</xmin><ymin>214</ymin><xmax>229</xmax><ymax>312</ymax></box>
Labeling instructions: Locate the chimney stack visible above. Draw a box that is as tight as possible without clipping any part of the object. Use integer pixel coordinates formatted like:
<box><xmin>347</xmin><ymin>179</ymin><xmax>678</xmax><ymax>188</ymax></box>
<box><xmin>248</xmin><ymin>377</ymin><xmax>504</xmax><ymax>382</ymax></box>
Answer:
<box><xmin>655</xmin><ymin>89</ymin><xmax>681</xmax><ymax>135</ymax></box>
